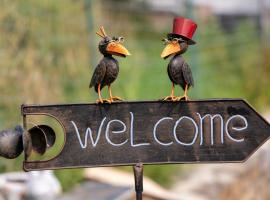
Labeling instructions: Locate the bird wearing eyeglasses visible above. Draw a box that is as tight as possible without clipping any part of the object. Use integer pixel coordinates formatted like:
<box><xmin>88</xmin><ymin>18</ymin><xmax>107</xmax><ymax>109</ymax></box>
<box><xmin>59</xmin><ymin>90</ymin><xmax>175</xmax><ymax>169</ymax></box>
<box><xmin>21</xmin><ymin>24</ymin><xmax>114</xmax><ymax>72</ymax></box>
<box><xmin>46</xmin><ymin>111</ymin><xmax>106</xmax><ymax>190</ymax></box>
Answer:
<box><xmin>161</xmin><ymin>17</ymin><xmax>197</xmax><ymax>101</ymax></box>
<box><xmin>90</xmin><ymin>26</ymin><xmax>131</xmax><ymax>103</ymax></box>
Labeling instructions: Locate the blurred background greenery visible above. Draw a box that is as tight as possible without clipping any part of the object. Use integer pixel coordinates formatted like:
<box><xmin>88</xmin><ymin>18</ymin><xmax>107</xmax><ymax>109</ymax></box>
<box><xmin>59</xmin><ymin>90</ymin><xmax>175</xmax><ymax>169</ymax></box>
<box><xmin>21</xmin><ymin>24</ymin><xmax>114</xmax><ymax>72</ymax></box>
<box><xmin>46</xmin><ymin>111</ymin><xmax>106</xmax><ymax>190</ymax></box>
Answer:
<box><xmin>0</xmin><ymin>0</ymin><xmax>269</xmax><ymax>192</ymax></box>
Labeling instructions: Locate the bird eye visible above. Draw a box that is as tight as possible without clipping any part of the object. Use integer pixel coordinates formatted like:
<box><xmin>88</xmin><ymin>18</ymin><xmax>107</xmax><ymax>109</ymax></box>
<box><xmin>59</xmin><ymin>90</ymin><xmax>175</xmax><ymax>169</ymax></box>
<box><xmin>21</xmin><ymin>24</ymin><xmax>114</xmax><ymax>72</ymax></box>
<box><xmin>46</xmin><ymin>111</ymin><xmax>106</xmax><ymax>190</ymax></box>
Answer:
<box><xmin>172</xmin><ymin>38</ymin><xmax>180</xmax><ymax>43</ymax></box>
<box><xmin>162</xmin><ymin>38</ymin><xmax>169</xmax><ymax>45</ymax></box>
<box><xmin>118</xmin><ymin>37</ymin><xmax>124</xmax><ymax>43</ymax></box>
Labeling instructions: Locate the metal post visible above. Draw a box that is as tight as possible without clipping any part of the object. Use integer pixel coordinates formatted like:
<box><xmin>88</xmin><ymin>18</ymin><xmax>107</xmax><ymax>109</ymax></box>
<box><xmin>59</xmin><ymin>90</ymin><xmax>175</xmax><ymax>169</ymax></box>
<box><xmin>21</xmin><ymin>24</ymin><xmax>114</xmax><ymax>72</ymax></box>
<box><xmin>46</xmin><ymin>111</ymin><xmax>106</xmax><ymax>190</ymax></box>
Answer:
<box><xmin>83</xmin><ymin>0</ymin><xmax>97</xmax><ymax>68</ymax></box>
<box><xmin>133</xmin><ymin>163</ymin><xmax>143</xmax><ymax>200</ymax></box>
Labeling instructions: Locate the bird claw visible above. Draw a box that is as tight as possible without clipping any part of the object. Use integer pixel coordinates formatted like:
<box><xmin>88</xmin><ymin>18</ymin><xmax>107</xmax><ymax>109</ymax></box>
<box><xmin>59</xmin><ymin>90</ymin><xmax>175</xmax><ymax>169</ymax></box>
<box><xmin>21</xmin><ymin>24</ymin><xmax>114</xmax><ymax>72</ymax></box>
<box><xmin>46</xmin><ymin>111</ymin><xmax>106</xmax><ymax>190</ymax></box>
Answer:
<box><xmin>162</xmin><ymin>96</ymin><xmax>179</xmax><ymax>102</ymax></box>
<box><xmin>96</xmin><ymin>97</ymin><xmax>123</xmax><ymax>104</ymax></box>
<box><xmin>110</xmin><ymin>96</ymin><xmax>124</xmax><ymax>102</ymax></box>
<box><xmin>162</xmin><ymin>95</ymin><xmax>190</xmax><ymax>101</ymax></box>
<box><xmin>96</xmin><ymin>98</ymin><xmax>108</xmax><ymax>104</ymax></box>
<box><xmin>177</xmin><ymin>95</ymin><xmax>189</xmax><ymax>101</ymax></box>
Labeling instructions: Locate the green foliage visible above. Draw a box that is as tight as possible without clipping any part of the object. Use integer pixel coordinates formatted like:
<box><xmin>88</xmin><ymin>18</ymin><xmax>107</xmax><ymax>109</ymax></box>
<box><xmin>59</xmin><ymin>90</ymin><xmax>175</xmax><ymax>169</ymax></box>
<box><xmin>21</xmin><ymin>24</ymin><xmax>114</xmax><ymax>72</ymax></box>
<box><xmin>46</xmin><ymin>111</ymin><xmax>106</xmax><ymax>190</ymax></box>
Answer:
<box><xmin>54</xmin><ymin>169</ymin><xmax>84</xmax><ymax>192</ymax></box>
<box><xmin>0</xmin><ymin>0</ymin><xmax>270</xmax><ymax>191</ymax></box>
<box><xmin>120</xmin><ymin>164</ymin><xmax>181</xmax><ymax>187</ymax></box>
<box><xmin>0</xmin><ymin>0</ymin><xmax>90</xmax><ymax>191</ymax></box>
<box><xmin>143</xmin><ymin>165</ymin><xmax>180</xmax><ymax>187</ymax></box>
<box><xmin>195</xmin><ymin>19</ymin><xmax>270</xmax><ymax>110</ymax></box>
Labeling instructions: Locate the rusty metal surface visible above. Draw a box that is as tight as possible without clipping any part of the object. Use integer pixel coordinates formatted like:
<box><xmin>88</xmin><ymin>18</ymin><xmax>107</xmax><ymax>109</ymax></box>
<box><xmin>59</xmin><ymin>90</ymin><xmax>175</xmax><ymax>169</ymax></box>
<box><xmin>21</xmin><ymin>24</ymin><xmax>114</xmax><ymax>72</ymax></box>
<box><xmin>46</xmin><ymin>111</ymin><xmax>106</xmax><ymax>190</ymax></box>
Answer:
<box><xmin>133</xmin><ymin>163</ymin><xmax>143</xmax><ymax>200</ymax></box>
<box><xmin>0</xmin><ymin>125</ymin><xmax>23</xmax><ymax>159</ymax></box>
<box><xmin>26</xmin><ymin>125</ymin><xmax>56</xmax><ymax>156</ymax></box>
<box><xmin>21</xmin><ymin>99</ymin><xmax>270</xmax><ymax>171</ymax></box>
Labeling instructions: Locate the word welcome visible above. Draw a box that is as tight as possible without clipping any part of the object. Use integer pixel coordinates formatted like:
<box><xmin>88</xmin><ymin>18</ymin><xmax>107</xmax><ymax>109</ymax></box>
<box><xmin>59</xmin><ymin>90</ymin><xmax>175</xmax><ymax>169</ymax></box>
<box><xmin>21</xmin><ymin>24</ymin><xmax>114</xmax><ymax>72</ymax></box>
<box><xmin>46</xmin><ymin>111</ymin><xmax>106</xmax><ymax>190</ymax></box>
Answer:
<box><xmin>71</xmin><ymin>112</ymin><xmax>248</xmax><ymax>148</ymax></box>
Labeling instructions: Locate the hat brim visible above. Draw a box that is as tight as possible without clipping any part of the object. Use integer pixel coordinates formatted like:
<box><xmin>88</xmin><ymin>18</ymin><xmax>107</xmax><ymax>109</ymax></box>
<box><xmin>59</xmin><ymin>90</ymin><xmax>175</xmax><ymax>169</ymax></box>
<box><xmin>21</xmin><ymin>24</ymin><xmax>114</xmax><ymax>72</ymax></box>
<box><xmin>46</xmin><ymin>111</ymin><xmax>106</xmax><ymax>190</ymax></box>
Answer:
<box><xmin>167</xmin><ymin>33</ymin><xmax>196</xmax><ymax>45</ymax></box>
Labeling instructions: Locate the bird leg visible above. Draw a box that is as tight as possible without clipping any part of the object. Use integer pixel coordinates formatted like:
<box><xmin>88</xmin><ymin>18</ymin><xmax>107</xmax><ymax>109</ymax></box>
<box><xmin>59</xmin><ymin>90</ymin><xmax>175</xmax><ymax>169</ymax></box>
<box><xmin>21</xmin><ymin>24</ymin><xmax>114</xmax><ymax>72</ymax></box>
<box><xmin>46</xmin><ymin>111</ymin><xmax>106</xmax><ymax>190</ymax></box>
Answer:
<box><xmin>177</xmin><ymin>85</ymin><xmax>189</xmax><ymax>101</ymax></box>
<box><xmin>163</xmin><ymin>83</ymin><xmax>178</xmax><ymax>101</ymax></box>
<box><xmin>96</xmin><ymin>84</ymin><xmax>105</xmax><ymax>103</ymax></box>
<box><xmin>106</xmin><ymin>85</ymin><xmax>123</xmax><ymax>103</ymax></box>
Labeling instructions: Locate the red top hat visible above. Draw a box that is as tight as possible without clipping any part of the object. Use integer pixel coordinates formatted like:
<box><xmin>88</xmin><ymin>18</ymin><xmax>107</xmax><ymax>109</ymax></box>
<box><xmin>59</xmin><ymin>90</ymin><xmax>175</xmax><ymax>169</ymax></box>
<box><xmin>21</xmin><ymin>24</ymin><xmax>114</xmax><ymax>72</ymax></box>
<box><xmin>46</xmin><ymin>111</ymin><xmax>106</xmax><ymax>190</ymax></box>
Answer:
<box><xmin>168</xmin><ymin>17</ymin><xmax>197</xmax><ymax>45</ymax></box>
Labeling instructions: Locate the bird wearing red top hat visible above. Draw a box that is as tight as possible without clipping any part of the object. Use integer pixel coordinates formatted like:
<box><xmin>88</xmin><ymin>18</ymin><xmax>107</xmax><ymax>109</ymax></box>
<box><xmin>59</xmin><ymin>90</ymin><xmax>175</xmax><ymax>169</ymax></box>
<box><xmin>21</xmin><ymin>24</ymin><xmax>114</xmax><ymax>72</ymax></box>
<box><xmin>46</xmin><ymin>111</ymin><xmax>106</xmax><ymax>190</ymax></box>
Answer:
<box><xmin>161</xmin><ymin>17</ymin><xmax>197</xmax><ymax>101</ymax></box>
<box><xmin>90</xmin><ymin>26</ymin><xmax>131</xmax><ymax>103</ymax></box>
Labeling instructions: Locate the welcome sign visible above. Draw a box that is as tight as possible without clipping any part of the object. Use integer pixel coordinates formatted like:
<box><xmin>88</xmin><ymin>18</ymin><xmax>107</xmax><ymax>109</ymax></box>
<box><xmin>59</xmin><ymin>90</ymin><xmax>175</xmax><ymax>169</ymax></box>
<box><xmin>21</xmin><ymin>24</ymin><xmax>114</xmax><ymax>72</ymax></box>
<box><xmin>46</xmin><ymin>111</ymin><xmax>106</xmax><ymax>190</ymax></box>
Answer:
<box><xmin>22</xmin><ymin>99</ymin><xmax>270</xmax><ymax>171</ymax></box>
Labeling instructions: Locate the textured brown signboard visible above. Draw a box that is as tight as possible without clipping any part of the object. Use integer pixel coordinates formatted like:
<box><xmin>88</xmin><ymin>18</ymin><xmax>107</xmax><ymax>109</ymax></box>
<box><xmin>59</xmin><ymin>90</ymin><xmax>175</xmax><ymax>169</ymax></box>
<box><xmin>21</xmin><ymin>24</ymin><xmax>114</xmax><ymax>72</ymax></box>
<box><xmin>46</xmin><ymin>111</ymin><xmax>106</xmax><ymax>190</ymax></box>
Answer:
<box><xmin>22</xmin><ymin>99</ymin><xmax>270</xmax><ymax>171</ymax></box>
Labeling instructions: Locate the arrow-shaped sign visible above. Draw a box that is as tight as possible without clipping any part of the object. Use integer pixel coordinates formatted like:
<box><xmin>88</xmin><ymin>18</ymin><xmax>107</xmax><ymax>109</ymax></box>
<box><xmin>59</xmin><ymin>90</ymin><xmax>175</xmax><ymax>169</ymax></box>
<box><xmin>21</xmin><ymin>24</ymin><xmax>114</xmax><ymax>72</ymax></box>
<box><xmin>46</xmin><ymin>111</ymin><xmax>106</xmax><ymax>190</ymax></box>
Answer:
<box><xmin>22</xmin><ymin>99</ymin><xmax>270</xmax><ymax>171</ymax></box>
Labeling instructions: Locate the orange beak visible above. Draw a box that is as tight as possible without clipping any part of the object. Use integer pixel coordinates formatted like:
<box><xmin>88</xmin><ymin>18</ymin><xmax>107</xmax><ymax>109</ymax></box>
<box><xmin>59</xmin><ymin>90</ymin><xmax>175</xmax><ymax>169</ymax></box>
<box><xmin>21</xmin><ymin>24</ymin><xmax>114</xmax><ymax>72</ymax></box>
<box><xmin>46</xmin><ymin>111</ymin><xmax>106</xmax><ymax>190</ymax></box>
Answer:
<box><xmin>106</xmin><ymin>42</ymin><xmax>131</xmax><ymax>57</ymax></box>
<box><xmin>161</xmin><ymin>42</ymin><xmax>181</xmax><ymax>59</ymax></box>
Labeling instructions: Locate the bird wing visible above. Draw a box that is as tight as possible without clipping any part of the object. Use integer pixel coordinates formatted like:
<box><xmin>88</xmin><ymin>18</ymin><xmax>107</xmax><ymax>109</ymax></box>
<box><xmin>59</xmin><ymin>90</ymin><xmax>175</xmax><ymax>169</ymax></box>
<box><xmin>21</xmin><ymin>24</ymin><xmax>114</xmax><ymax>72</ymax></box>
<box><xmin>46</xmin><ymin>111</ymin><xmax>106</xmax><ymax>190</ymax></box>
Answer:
<box><xmin>89</xmin><ymin>61</ymin><xmax>106</xmax><ymax>88</ymax></box>
<box><xmin>167</xmin><ymin>62</ymin><xmax>181</xmax><ymax>84</ymax></box>
<box><xmin>182</xmin><ymin>63</ymin><xmax>194</xmax><ymax>87</ymax></box>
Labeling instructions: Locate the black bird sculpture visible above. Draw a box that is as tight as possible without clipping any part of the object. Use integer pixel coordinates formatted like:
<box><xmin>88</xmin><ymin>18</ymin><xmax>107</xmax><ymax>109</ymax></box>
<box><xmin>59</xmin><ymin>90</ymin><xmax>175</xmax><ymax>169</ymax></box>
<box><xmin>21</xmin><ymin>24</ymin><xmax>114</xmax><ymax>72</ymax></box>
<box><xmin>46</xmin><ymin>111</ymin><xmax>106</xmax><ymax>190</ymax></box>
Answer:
<box><xmin>90</xmin><ymin>26</ymin><xmax>131</xmax><ymax>103</ymax></box>
<box><xmin>0</xmin><ymin>125</ymin><xmax>23</xmax><ymax>159</ymax></box>
<box><xmin>161</xmin><ymin>17</ymin><xmax>197</xmax><ymax>101</ymax></box>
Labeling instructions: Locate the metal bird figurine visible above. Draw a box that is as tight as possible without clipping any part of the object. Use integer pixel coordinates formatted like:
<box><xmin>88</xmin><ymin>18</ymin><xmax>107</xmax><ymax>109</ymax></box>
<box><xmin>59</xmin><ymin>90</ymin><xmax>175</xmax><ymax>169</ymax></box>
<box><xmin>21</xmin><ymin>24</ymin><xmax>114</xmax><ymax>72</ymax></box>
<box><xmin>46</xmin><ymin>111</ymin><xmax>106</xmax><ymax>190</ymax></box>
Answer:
<box><xmin>0</xmin><ymin>125</ymin><xmax>23</xmax><ymax>159</ymax></box>
<box><xmin>90</xmin><ymin>26</ymin><xmax>131</xmax><ymax>103</ymax></box>
<box><xmin>161</xmin><ymin>17</ymin><xmax>197</xmax><ymax>101</ymax></box>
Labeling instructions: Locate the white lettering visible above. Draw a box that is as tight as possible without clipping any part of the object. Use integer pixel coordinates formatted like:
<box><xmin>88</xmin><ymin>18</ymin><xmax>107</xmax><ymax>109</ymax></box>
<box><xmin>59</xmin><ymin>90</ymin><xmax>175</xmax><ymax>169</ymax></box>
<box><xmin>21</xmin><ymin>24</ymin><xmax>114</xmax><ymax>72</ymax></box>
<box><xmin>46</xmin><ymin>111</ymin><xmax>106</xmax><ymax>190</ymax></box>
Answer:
<box><xmin>173</xmin><ymin>116</ymin><xmax>198</xmax><ymax>146</ymax></box>
<box><xmin>197</xmin><ymin>113</ymin><xmax>224</xmax><ymax>145</ymax></box>
<box><xmin>130</xmin><ymin>112</ymin><xmax>150</xmax><ymax>147</ymax></box>
<box><xmin>225</xmin><ymin>115</ymin><xmax>247</xmax><ymax>143</ymax></box>
<box><xmin>71</xmin><ymin>117</ymin><xmax>106</xmax><ymax>148</ymax></box>
<box><xmin>105</xmin><ymin>119</ymin><xmax>128</xmax><ymax>146</ymax></box>
<box><xmin>153</xmin><ymin>117</ymin><xmax>173</xmax><ymax>146</ymax></box>
<box><xmin>71</xmin><ymin>112</ymin><xmax>248</xmax><ymax>149</ymax></box>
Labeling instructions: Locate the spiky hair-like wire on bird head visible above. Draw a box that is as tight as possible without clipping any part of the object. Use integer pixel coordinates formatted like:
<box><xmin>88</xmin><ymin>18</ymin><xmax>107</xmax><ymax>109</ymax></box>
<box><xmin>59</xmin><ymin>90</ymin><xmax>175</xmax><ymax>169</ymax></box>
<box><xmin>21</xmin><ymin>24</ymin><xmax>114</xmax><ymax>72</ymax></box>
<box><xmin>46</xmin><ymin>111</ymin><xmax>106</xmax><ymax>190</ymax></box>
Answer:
<box><xmin>96</xmin><ymin>26</ymin><xmax>107</xmax><ymax>38</ymax></box>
